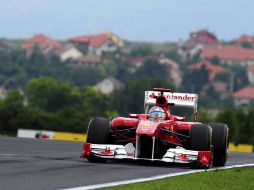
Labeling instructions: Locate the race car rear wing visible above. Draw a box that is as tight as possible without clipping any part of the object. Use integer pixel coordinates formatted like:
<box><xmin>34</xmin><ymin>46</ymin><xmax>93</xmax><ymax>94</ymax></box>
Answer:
<box><xmin>144</xmin><ymin>90</ymin><xmax>198</xmax><ymax>113</ymax></box>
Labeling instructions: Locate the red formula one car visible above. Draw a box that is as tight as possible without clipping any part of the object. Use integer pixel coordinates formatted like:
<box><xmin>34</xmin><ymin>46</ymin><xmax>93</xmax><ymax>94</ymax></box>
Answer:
<box><xmin>81</xmin><ymin>88</ymin><xmax>229</xmax><ymax>168</ymax></box>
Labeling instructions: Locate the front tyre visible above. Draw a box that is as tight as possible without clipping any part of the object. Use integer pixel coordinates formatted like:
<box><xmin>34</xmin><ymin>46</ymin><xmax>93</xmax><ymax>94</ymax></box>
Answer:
<box><xmin>190</xmin><ymin>124</ymin><xmax>212</xmax><ymax>168</ymax></box>
<box><xmin>190</xmin><ymin>124</ymin><xmax>212</xmax><ymax>151</ymax></box>
<box><xmin>86</xmin><ymin>117</ymin><xmax>111</xmax><ymax>162</ymax></box>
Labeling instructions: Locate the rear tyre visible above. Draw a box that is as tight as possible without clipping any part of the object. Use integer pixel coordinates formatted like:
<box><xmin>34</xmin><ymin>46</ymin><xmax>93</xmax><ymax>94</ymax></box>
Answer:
<box><xmin>209</xmin><ymin>123</ymin><xmax>229</xmax><ymax>167</ymax></box>
<box><xmin>86</xmin><ymin>117</ymin><xmax>111</xmax><ymax>162</ymax></box>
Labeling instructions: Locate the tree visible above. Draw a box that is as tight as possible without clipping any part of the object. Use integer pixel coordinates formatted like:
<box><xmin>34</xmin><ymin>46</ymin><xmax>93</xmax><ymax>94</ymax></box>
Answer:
<box><xmin>216</xmin><ymin>107</ymin><xmax>238</xmax><ymax>142</ymax></box>
<box><xmin>99</xmin><ymin>60</ymin><xmax>131</xmax><ymax>82</ymax></box>
<box><xmin>233</xmin><ymin>109</ymin><xmax>246</xmax><ymax>144</ymax></box>
<box><xmin>130</xmin><ymin>45</ymin><xmax>152</xmax><ymax>56</ymax></box>
<box><xmin>0</xmin><ymin>90</ymin><xmax>24</xmax><ymax>133</ymax></box>
<box><xmin>165</xmin><ymin>49</ymin><xmax>183</xmax><ymax>64</ymax></box>
<box><xmin>68</xmin><ymin>67</ymin><xmax>103</xmax><ymax>86</ymax></box>
<box><xmin>231</xmin><ymin>66</ymin><xmax>249</xmax><ymax>91</ymax></box>
<box><xmin>241</xmin><ymin>42</ymin><xmax>253</xmax><ymax>48</ymax></box>
<box><xmin>111</xmin><ymin>78</ymin><xmax>174</xmax><ymax>115</ymax></box>
<box><xmin>209</xmin><ymin>56</ymin><xmax>221</xmax><ymax>65</ymax></box>
<box><xmin>182</xmin><ymin>66</ymin><xmax>209</xmax><ymax>93</ymax></box>
<box><xmin>214</xmin><ymin>72</ymin><xmax>230</xmax><ymax>83</ymax></box>
<box><xmin>27</xmin><ymin>77</ymin><xmax>82</xmax><ymax>112</ymax></box>
<box><xmin>245</xmin><ymin>109</ymin><xmax>254</xmax><ymax>145</ymax></box>
<box><xmin>134</xmin><ymin>59</ymin><xmax>170</xmax><ymax>81</ymax></box>
<box><xmin>186</xmin><ymin>52</ymin><xmax>201</xmax><ymax>65</ymax></box>
<box><xmin>81</xmin><ymin>86</ymin><xmax>109</xmax><ymax>116</ymax></box>
<box><xmin>198</xmin><ymin>109</ymin><xmax>214</xmax><ymax>123</ymax></box>
<box><xmin>231</xmin><ymin>108</ymin><xmax>254</xmax><ymax>145</ymax></box>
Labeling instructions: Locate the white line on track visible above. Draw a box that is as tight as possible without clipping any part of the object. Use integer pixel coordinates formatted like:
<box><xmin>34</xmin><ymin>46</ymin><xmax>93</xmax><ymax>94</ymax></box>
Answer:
<box><xmin>59</xmin><ymin>163</ymin><xmax>254</xmax><ymax>190</ymax></box>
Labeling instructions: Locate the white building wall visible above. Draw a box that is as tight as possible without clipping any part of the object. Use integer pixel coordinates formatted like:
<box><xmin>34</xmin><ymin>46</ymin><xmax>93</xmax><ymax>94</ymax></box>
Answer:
<box><xmin>60</xmin><ymin>48</ymin><xmax>83</xmax><ymax>61</ymax></box>
<box><xmin>248</xmin><ymin>71</ymin><xmax>254</xmax><ymax>85</ymax></box>
<box><xmin>95</xmin><ymin>79</ymin><xmax>114</xmax><ymax>95</ymax></box>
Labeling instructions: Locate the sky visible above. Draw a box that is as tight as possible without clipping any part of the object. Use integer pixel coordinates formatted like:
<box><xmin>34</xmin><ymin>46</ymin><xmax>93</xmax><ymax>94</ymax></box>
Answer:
<box><xmin>0</xmin><ymin>0</ymin><xmax>253</xmax><ymax>42</ymax></box>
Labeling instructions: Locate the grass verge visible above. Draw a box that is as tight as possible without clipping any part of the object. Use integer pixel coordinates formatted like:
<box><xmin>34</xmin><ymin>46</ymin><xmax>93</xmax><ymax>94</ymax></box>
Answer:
<box><xmin>102</xmin><ymin>167</ymin><xmax>254</xmax><ymax>190</ymax></box>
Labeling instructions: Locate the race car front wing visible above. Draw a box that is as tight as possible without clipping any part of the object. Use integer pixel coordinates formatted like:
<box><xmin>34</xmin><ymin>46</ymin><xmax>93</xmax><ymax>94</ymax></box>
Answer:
<box><xmin>81</xmin><ymin>143</ymin><xmax>211</xmax><ymax>168</ymax></box>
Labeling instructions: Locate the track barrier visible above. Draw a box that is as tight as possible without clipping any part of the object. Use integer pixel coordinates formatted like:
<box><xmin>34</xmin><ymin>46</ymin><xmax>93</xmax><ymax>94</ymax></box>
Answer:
<box><xmin>228</xmin><ymin>143</ymin><xmax>253</xmax><ymax>153</ymax></box>
<box><xmin>17</xmin><ymin>129</ymin><xmax>86</xmax><ymax>142</ymax></box>
<box><xmin>17</xmin><ymin>129</ymin><xmax>253</xmax><ymax>152</ymax></box>
<box><xmin>53</xmin><ymin>132</ymin><xmax>86</xmax><ymax>142</ymax></box>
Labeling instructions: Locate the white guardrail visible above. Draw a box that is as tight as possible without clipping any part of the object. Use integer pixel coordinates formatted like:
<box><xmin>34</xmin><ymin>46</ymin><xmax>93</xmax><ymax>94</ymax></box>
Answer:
<box><xmin>17</xmin><ymin>129</ymin><xmax>86</xmax><ymax>142</ymax></box>
<box><xmin>17</xmin><ymin>129</ymin><xmax>54</xmax><ymax>139</ymax></box>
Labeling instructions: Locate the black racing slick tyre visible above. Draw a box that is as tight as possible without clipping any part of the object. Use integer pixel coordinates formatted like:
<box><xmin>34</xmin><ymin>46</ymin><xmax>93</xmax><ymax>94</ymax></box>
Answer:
<box><xmin>209</xmin><ymin>123</ymin><xmax>229</xmax><ymax>167</ymax></box>
<box><xmin>86</xmin><ymin>117</ymin><xmax>111</xmax><ymax>144</ymax></box>
<box><xmin>190</xmin><ymin>124</ymin><xmax>212</xmax><ymax>151</ymax></box>
<box><xmin>86</xmin><ymin>117</ymin><xmax>111</xmax><ymax>163</ymax></box>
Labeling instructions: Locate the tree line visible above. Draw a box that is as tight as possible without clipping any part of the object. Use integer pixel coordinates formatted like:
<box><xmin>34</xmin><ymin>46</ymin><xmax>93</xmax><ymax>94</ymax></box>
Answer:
<box><xmin>0</xmin><ymin>77</ymin><xmax>253</xmax><ymax>146</ymax></box>
<box><xmin>0</xmin><ymin>45</ymin><xmax>250</xmax><ymax>110</ymax></box>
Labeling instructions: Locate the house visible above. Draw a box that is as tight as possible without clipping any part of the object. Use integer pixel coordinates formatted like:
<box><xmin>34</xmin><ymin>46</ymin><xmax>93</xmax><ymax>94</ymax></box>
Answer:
<box><xmin>105</xmin><ymin>31</ymin><xmax>124</xmax><ymax>47</ymax></box>
<box><xmin>247</xmin><ymin>64</ymin><xmax>254</xmax><ymax>85</ymax></box>
<box><xmin>94</xmin><ymin>76</ymin><xmax>124</xmax><ymax>95</ymax></box>
<box><xmin>201</xmin><ymin>46</ymin><xmax>254</xmax><ymax>66</ymax></box>
<box><xmin>22</xmin><ymin>34</ymin><xmax>63</xmax><ymax>56</ymax></box>
<box><xmin>233</xmin><ymin>86</ymin><xmax>254</xmax><ymax>106</ymax></box>
<box><xmin>190</xmin><ymin>30</ymin><xmax>218</xmax><ymax>44</ymax></box>
<box><xmin>87</xmin><ymin>33</ymin><xmax>117</xmax><ymax>56</ymax></box>
<box><xmin>178</xmin><ymin>40</ymin><xmax>205</xmax><ymax>60</ymax></box>
<box><xmin>159</xmin><ymin>57</ymin><xmax>182</xmax><ymax>87</ymax></box>
<box><xmin>178</xmin><ymin>29</ymin><xmax>218</xmax><ymax>60</ymax></box>
<box><xmin>188</xmin><ymin>60</ymin><xmax>226</xmax><ymax>80</ymax></box>
<box><xmin>69</xmin><ymin>32</ymin><xmax>123</xmax><ymax>56</ymax></box>
<box><xmin>59</xmin><ymin>44</ymin><xmax>83</xmax><ymax>62</ymax></box>
<box><xmin>69</xmin><ymin>55</ymin><xmax>101</xmax><ymax>68</ymax></box>
<box><xmin>232</xmin><ymin>35</ymin><xmax>254</xmax><ymax>46</ymax></box>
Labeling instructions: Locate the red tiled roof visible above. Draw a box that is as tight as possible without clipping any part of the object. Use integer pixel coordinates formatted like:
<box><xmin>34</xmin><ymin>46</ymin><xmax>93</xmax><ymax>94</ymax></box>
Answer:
<box><xmin>188</xmin><ymin>60</ymin><xmax>225</xmax><ymax>80</ymax></box>
<box><xmin>232</xmin><ymin>35</ymin><xmax>254</xmax><ymax>44</ymax></box>
<box><xmin>247</xmin><ymin>64</ymin><xmax>254</xmax><ymax>72</ymax></box>
<box><xmin>23</xmin><ymin>34</ymin><xmax>63</xmax><ymax>50</ymax></box>
<box><xmin>234</xmin><ymin>86</ymin><xmax>254</xmax><ymax>99</ymax></box>
<box><xmin>69</xmin><ymin>36</ymin><xmax>90</xmax><ymax>43</ymax></box>
<box><xmin>199</xmin><ymin>35</ymin><xmax>217</xmax><ymax>45</ymax></box>
<box><xmin>191</xmin><ymin>30</ymin><xmax>218</xmax><ymax>45</ymax></box>
<box><xmin>69</xmin><ymin>33</ymin><xmax>109</xmax><ymax>48</ymax></box>
<box><xmin>201</xmin><ymin>46</ymin><xmax>254</xmax><ymax>61</ymax></box>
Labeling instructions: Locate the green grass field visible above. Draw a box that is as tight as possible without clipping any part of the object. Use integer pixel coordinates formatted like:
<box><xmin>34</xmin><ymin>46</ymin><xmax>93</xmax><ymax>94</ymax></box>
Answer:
<box><xmin>102</xmin><ymin>167</ymin><xmax>254</xmax><ymax>190</ymax></box>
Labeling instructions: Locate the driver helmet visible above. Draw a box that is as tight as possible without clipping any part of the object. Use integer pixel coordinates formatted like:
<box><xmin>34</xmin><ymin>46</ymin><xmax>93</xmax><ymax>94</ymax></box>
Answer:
<box><xmin>148</xmin><ymin>106</ymin><xmax>166</xmax><ymax>120</ymax></box>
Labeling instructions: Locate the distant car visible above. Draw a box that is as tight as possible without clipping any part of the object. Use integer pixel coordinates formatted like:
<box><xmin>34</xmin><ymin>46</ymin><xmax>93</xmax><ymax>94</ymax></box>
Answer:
<box><xmin>81</xmin><ymin>88</ymin><xmax>229</xmax><ymax>168</ymax></box>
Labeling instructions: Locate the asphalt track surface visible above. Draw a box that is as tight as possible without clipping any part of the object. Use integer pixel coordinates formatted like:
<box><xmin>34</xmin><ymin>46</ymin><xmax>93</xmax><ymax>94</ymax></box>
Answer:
<box><xmin>0</xmin><ymin>137</ymin><xmax>253</xmax><ymax>190</ymax></box>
